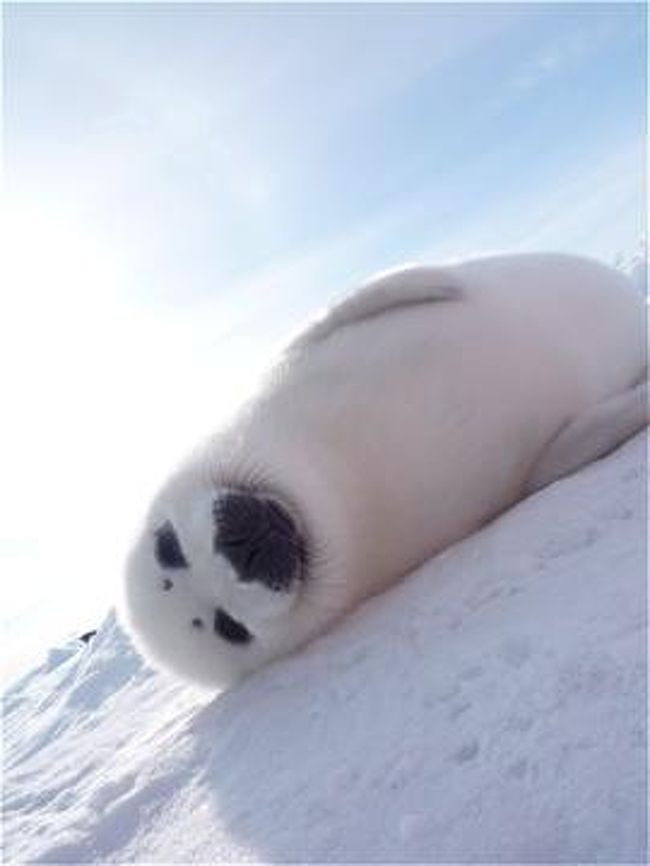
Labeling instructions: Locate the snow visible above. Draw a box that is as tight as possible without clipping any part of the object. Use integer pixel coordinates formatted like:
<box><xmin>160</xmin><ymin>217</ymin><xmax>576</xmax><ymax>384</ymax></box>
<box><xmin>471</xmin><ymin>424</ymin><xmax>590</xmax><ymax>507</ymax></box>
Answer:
<box><xmin>3</xmin><ymin>433</ymin><xmax>647</xmax><ymax>863</ymax></box>
<box><xmin>616</xmin><ymin>249</ymin><xmax>647</xmax><ymax>295</ymax></box>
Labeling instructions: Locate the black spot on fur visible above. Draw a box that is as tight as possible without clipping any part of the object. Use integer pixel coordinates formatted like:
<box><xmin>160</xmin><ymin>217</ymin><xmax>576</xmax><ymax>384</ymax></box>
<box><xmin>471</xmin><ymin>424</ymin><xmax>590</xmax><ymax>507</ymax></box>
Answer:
<box><xmin>214</xmin><ymin>607</ymin><xmax>253</xmax><ymax>645</ymax></box>
<box><xmin>191</xmin><ymin>617</ymin><xmax>204</xmax><ymax>630</ymax></box>
<box><xmin>155</xmin><ymin>522</ymin><xmax>188</xmax><ymax>570</ymax></box>
<box><xmin>162</xmin><ymin>578</ymin><xmax>174</xmax><ymax>591</ymax></box>
<box><xmin>213</xmin><ymin>492</ymin><xmax>305</xmax><ymax>591</ymax></box>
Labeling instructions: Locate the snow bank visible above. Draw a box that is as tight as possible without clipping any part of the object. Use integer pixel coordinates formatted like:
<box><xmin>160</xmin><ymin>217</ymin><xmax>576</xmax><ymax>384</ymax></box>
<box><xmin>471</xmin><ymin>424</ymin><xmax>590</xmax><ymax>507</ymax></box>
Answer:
<box><xmin>3</xmin><ymin>434</ymin><xmax>647</xmax><ymax>863</ymax></box>
<box><xmin>616</xmin><ymin>250</ymin><xmax>647</xmax><ymax>295</ymax></box>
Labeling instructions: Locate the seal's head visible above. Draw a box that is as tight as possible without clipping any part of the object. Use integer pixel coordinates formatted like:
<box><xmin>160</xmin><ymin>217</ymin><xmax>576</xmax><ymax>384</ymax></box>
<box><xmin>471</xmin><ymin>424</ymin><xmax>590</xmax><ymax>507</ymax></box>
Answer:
<box><xmin>122</xmin><ymin>464</ymin><xmax>313</xmax><ymax>689</ymax></box>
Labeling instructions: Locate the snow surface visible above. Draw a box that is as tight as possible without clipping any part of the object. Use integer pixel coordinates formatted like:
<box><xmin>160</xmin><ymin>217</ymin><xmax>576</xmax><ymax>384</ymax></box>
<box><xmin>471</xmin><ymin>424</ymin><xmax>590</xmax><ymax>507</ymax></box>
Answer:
<box><xmin>3</xmin><ymin>433</ymin><xmax>647</xmax><ymax>863</ymax></box>
<box><xmin>616</xmin><ymin>250</ymin><xmax>647</xmax><ymax>296</ymax></box>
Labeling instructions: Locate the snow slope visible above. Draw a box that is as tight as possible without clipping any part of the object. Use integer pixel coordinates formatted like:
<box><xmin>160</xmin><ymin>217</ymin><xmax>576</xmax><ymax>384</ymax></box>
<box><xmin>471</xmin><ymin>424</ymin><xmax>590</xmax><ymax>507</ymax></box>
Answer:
<box><xmin>3</xmin><ymin>433</ymin><xmax>647</xmax><ymax>863</ymax></box>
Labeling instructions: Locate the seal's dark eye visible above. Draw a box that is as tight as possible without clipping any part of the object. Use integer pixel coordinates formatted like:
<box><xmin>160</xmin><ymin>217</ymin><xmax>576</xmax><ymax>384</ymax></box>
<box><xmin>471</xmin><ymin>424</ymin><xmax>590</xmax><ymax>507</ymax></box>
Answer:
<box><xmin>214</xmin><ymin>607</ymin><xmax>253</xmax><ymax>645</ymax></box>
<box><xmin>154</xmin><ymin>523</ymin><xmax>188</xmax><ymax>569</ymax></box>
<box><xmin>213</xmin><ymin>491</ymin><xmax>305</xmax><ymax>591</ymax></box>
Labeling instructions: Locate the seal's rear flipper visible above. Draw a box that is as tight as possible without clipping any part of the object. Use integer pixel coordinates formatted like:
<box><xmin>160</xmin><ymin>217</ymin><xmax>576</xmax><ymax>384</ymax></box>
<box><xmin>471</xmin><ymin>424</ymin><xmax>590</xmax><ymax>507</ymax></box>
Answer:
<box><xmin>525</xmin><ymin>380</ymin><xmax>648</xmax><ymax>494</ymax></box>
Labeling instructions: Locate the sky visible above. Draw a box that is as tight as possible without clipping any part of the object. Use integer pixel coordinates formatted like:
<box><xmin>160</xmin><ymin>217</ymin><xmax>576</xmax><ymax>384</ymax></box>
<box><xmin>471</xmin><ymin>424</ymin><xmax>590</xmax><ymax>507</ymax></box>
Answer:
<box><xmin>2</xmin><ymin>1</ymin><xmax>646</xmax><ymax>682</ymax></box>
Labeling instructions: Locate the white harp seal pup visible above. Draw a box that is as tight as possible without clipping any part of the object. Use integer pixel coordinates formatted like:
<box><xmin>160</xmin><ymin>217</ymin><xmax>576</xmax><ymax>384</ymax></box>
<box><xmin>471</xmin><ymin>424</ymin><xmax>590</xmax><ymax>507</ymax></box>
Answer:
<box><xmin>122</xmin><ymin>253</ymin><xmax>647</xmax><ymax>689</ymax></box>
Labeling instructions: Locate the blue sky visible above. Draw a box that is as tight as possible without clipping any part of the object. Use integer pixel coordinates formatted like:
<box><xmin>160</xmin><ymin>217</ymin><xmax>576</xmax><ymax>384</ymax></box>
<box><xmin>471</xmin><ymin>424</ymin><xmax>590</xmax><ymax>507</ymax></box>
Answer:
<box><xmin>2</xmin><ymin>2</ymin><xmax>646</xmax><ymax>680</ymax></box>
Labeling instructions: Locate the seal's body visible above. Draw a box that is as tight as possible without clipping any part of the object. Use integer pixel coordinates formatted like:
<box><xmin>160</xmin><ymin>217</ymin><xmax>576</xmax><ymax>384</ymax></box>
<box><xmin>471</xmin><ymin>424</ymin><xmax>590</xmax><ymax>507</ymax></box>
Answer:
<box><xmin>122</xmin><ymin>253</ymin><xmax>647</xmax><ymax>689</ymax></box>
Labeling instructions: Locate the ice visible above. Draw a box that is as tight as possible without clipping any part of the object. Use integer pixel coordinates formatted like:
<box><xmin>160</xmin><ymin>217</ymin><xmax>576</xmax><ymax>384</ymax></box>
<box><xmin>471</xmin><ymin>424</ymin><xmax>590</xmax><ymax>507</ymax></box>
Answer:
<box><xmin>3</xmin><ymin>433</ymin><xmax>646</xmax><ymax>862</ymax></box>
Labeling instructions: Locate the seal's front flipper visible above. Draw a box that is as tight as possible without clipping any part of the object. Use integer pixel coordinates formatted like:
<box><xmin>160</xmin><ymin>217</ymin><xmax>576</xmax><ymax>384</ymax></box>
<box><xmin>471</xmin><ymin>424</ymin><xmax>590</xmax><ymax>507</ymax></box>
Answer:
<box><xmin>288</xmin><ymin>265</ymin><xmax>463</xmax><ymax>351</ymax></box>
<box><xmin>525</xmin><ymin>380</ymin><xmax>648</xmax><ymax>494</ymax></box>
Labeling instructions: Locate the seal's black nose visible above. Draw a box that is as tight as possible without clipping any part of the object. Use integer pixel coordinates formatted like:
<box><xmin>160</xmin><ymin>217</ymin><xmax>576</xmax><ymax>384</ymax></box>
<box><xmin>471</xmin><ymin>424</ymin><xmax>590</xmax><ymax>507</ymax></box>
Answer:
<box><xmin>213</xmin><ymin>491</ymin><xmax>305</xmax><ymax>591</ymax></box>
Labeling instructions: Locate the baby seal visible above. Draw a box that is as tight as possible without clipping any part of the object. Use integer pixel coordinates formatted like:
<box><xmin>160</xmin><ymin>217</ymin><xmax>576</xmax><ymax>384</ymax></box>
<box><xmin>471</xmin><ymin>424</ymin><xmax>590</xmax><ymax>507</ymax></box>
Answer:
<box><xmin>121</xmin><ymin>253</ymin><xmax>647</xmax><ymax>689</ymax></box>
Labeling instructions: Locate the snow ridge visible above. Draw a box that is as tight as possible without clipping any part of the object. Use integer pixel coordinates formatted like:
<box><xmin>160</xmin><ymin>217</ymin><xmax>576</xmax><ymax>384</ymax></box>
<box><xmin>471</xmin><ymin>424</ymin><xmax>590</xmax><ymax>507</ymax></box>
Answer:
<box><xmin>3</xmin><ymin>434</ymin><xmax>647</xmax><ymax>863</ymax></box>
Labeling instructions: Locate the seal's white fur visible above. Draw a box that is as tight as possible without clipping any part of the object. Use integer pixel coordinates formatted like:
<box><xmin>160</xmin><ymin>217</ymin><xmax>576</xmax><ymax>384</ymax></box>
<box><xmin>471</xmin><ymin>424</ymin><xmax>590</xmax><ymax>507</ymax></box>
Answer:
<box><xmin>121</xmin><ymin>253</ymin><xmax>647</xmax><ymax>689</ymax></box>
